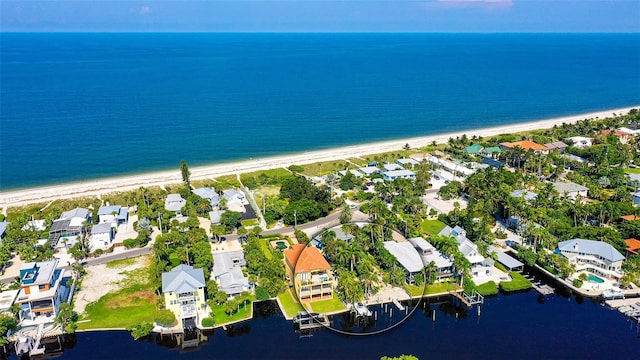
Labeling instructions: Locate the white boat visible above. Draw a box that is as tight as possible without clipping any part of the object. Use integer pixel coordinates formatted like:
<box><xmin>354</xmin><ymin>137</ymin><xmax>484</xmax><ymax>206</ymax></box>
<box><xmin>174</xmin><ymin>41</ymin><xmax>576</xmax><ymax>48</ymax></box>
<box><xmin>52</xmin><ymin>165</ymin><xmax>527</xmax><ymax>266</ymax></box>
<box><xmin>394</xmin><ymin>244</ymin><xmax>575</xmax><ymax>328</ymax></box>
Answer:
<box><xmin>352</xmin><ymin>302</ymin><xmax>372</xmax><ymax>317</ymax></box>
<box><xmin>602</xmin><ymin>287</ymin><xmax>625</xmax><ymax>300</ymax></box>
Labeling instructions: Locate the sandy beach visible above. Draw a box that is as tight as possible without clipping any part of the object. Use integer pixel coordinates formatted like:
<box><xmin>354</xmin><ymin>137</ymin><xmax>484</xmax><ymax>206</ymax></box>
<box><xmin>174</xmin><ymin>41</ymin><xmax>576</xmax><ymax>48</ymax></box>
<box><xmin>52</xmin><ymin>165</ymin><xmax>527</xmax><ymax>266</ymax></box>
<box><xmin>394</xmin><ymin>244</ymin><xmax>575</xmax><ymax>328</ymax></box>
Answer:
<box><xmin>1</xmin><ymin>106</ymin><xmax>637</xmax><ymax>209</ymax></box>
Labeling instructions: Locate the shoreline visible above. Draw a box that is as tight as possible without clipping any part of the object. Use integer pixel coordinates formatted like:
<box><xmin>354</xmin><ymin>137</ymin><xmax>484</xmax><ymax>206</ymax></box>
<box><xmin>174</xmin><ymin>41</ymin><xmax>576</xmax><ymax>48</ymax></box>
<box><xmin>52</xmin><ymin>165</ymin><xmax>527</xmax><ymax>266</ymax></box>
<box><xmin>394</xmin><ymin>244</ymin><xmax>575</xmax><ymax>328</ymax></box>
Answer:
<box><xmin>1</xmin><ymin>105</ymin><xmax>637</xmax><ymax>208</ymax></box>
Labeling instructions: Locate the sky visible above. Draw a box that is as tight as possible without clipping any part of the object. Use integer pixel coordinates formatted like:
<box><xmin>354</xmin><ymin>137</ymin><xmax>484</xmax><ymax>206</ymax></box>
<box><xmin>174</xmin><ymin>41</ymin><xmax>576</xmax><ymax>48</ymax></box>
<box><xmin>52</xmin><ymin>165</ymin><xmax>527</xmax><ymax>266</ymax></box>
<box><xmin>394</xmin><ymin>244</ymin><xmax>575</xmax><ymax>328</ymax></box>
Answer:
<box><xmin>1</xmin><ymin>0</ymin><xmax>639</xmax><ymax>33</ymax></box>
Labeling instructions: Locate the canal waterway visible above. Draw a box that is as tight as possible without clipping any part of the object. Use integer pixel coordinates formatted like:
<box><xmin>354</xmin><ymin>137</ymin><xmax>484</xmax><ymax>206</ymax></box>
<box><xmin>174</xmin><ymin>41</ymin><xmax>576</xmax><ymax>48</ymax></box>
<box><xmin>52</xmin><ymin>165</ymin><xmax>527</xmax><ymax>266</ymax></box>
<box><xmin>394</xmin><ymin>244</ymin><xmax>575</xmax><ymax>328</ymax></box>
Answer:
<box><xmin>6</xmin><ymin>289</ymin><xmax>639</xmax><ymax>360</ymax></box>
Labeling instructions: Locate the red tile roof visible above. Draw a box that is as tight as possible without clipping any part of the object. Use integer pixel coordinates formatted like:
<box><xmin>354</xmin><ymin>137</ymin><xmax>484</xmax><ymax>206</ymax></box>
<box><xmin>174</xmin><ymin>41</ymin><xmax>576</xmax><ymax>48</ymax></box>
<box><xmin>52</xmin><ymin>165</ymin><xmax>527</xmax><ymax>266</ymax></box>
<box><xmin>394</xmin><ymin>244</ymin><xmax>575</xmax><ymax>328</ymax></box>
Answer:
<box><xmin>284</xmin><ymin>244</ymin><xmax>331</xmax><ymax>274</ymax></box>
<box><xmin>625</xmin><ymin>239</ymin><xmax>640</xmax><ymax>255</ymax></box>
<box><xmin>621</xmin><ymin>215</ymin><xmax>640</xmax><ymax>221</ymax></box>
<box><xmin>500</xmin><ymin>140</ymin><xmax>548</xmax><ymax>152</ymax></box>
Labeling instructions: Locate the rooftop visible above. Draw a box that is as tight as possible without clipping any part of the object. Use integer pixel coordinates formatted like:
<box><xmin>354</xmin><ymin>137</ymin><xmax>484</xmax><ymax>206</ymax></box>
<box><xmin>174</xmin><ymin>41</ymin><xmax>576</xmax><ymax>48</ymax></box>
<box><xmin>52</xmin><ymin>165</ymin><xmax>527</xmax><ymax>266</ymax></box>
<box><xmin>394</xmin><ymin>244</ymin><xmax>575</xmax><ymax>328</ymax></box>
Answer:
<box><xmin>383</xmin><ymin>163</ymin><xmax>404</xmax><ymax>171</ymax></box>
<box><xmin>162</xmin><ymin>264</ymin><xmax>205</xmax><ymax>294</ymax></box>
<box><xmin>20</xmin><ymin>259</ymin><xmax>59</xmax><ymax>286</ymax></box>
<box><xmin>544</xmin><ymin>141</ymin><xmax>569</xmax><ymax>150</ymax></box>
<box><xmin>558</xmin><ymin>239</ymin><xmax>625</xmax><ymax>263</ymax></box>
<box><xmin>553</xmin><ymin>182</ymin><xmax>588</xmax><ymax>194</ymax></box>
<box><xmin>499</xmin><ymin>140</ymin><xmax>548</xmax><ymax>152</ymax></box>
<box><xmin>213</xmin><ymin>250</ymin><xmax>249</xmax><ymax>295</ymax></box>
<box><xmin>625</xmin><ymin>239</ymin><xmax>640</xmax><ymax>254</ymax></box>
<box><xmin>383</xmin><ymin>169</ymin><xmax>415</xmax><ymax>177</ymax></box>
<box><xmin>383</xmin><ymin>241</ymin><xmax>423</xmax><ymax>273</ymax></box>
<box><xmin>91</xmin><ymin>222</ymin><xmax>113</xmax><ymax>235</ymax></box>
<box><xmin>165</xmin><ymin>194</ymin><xmax>186</xmax><ymax>212</ymax></box>
<box><xmin>98</xmin><ymin>205</ymin><xmax>121</xmax><ymax>216</ymax></box>
<box><xmin>488</xmin><ymin>245</ymin><xmax>524</xmax><ymax>270</ymax></box>
<box><xmin>60</xmin><ymin>207</ymin><xmax>90</xmax><ymax>220</ymax></box>
<box><xmin>193</xmin><ymin>187</ymin><xmax>218</xmax><ymax>200</ymax></box>
<box><xmin>510</xmin><ymin>189</ymin><xmax>538</xmax><ymax>201</ymax></box>
<box><xmin>296</xmin><ymin>246</ymin><xmax>331</xmax><ymax>274</ymax></box>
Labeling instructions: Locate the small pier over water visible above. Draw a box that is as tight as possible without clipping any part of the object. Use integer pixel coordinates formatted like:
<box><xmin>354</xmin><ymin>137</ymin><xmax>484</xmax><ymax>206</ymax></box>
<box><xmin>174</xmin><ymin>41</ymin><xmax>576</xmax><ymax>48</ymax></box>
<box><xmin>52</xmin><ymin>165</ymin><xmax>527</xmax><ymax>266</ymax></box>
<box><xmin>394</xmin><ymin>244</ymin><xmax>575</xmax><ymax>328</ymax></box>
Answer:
<box><xmin>523</xmin><ymin>274</ymin><xmax>555</xmax><ymax>296</ymax></box>
<box><xmin>293</xmin><ymin>311</ymin><xmax>330</xmax><ymax>330</ymax></box>
<box><xmin>449</xmin><ymin>290</ymin><xmax>484</xmax><ymax>308</ymax></box>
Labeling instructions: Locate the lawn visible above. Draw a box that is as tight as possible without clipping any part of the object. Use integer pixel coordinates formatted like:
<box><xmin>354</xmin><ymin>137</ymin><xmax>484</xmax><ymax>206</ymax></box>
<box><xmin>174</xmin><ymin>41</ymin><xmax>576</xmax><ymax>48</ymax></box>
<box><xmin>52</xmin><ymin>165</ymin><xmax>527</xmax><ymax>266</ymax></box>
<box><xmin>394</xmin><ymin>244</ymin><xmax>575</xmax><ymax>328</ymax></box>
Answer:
<box><xmin>474</xmin><ymin>281</ymin><xmax>499</xmax><ymax>296</ymax></box>
<box><xmin>500</xmin><ymin>272</ymin><xmax>532</xmax><ymax>292</ymax></box>
<box><xmin>405</xmin><ymin>281</ymin><xmax>460</xmax><ymax>297</ymax></box>
<box><xmin>258</xmin><ymin>239</ymin><xmax>274</xmax><ymax>260</ymax></box>
<box><xmin>420</xmin><ymin>219</ymin><xmax>447</xmax><ymax>236</ymax></box>
<box><xmin>310</xmin><ymin>294</ymin><xmax>345</xmax><ymax>314</ymax></box>
<box><xmin>210</xmin><ymin>297</ymin><xmax>255</xmax><ymax>325</ymax></box>
<box><xmin>241</xmin><ymin>219</ymin><xmax>260</xmax><ymax>227</ymax></box>
<box><xmin>300</xmin><ymin>160</ymin><xmax>350</xmax><ymax>177</ymax></box>
<box><xmin>625</xmin><ymin>168</ymin><xmax>640</xmax><ymax>174</ymax></box>
<box><xmin>77</xmin><ymin>268</ymin><xmax>158</xmax><ymax>330</ymax></box>
<box><xmin>277</xmin><ymin>290</ymin><xmax>304</xmax><ymax>318</ymax></box>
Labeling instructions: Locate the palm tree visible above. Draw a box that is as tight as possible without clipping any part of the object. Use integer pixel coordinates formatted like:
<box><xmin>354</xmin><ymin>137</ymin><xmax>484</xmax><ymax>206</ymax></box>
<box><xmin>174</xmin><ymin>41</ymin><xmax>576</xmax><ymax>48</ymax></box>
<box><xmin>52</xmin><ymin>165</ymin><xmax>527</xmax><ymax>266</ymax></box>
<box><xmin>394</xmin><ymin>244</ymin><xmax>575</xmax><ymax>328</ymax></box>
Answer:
<box><xmin>425</xmin><ymin>261</ymin><xmax>438</xmax><ymax>284</ymax></box>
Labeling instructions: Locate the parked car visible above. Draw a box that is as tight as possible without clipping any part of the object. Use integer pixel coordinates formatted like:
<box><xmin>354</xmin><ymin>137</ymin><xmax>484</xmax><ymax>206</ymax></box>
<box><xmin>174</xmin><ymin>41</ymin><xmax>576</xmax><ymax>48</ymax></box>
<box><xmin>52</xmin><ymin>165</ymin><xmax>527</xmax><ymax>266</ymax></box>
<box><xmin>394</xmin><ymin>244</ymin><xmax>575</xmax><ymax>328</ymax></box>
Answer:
<box><xmin>360</xmin><ymin>185</ymin><xmax>368</xmax><ymax>190</ymax></box>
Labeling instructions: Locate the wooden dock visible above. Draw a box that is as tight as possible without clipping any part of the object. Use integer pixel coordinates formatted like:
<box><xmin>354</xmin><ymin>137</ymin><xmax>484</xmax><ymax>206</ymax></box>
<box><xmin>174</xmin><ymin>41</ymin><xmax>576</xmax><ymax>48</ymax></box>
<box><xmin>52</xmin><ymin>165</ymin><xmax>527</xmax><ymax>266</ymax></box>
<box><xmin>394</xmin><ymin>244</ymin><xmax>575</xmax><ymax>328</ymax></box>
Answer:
<box><xmin>392</xmin><ymin>299</ymin><xmax>405</xmax><ymax>311</ymax></box>
<box><xmin>449</xmin><ymin>290</ymin><xmax>484</xmax><ymax>308</ymax></box>
<box><xmin>532</xmin><ymin>281</ymin><xmax>555</xmax><ymax>296</ymax></box>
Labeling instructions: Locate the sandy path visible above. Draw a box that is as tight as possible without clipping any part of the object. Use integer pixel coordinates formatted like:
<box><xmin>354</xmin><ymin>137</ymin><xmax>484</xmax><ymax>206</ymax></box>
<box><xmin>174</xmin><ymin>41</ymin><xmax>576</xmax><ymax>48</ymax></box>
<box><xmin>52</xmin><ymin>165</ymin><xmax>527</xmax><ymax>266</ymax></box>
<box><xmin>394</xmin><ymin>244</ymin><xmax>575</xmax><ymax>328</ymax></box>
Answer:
<box><xmin>73</xmin><ymin>261</ymin><xmax>145</xmax><ymax>315</ymax></box>
<box><xmin>1</xmin><ymin>106</ymin><xmax>637</xmax><ymax>208</ymax></box>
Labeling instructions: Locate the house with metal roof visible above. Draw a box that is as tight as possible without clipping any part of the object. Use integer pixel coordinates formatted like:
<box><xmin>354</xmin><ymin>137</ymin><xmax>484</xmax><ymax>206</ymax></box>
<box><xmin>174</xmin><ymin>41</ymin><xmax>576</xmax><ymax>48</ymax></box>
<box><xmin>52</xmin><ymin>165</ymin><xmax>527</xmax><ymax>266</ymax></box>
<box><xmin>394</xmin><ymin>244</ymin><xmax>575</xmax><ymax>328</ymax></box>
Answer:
<box><xmin>510</xmin><ymin>189</ymin><xmax>538</xmax><ymax>202</ymax></box>
<box><xmin>162</xmin><ymin>264</ymin><xmax>206</xmax><ymax>327</ymax></box>
<box><xmin>16</xmin><ymin>259</ymin><xmax>72</xmax><ymax>326</ymax></box>
<box><xmin>48</xmin><ymin>207</ymin><xmax>91</xmax><ymax>246</ymax></box>
<box><xmin>408</xmin><ymin>237</ymin><xmax>454</xmax><ymax>280</ymax></box>
<box><xmin>438</xmin><ymin>225</ymin><xmax>492</xmax><ymax>280</ymax></box>
<box><xmin>284</xmin><ymin>244</ymin><xmax>333</xmax><ymax>302</ymax></box>
<box><xmin>338</xmin><ymin>169</ymin><xmax>363</xmax><ymax>179</ymax></box>
<box><xmin>488</xmin><ymin>246</ymin><xmax>524</xmax><ymax>271</ymax></box>
<box><xmin>193</xmin><ymin>187</ymin><xmax>221</xmax><ymax>208</ymax></box>
<box><xmin>382</xmin><ymin>169</ymin><xmax>416</xmax><ymax>181</ymax></box>
<box><xmin>209</xmin><ymin>210</ymin><xmax>225</xmax><ymax>225</ymax></box>
<box><xmin>396</xmin><ymin>158</ymin><xmax>420</xmax><ymax>168</ymax></box>
<box><xmin>552</xmin><ymin>182</ymin><xmax>588</xmax><ymax>200</ymax></box>
<box><xmin>358</xmin><ymin>166</ymin><xmax>380</xmax><ymax>176</ymax></box>
<box><xmin>544</xmin><ymin>141</ymin><xmax>569</xmax><ymax>152</ymax></box>
<box><xmin>384</xmin><ymin>241</ymin><xmax>423</xmax><ymax>284</ymax></box>
<box><xmin>465</xmin><ymin>144</ymin><xmax>484</xmax><ymax>155</ymax></box>
<box><xmin>0</xmin><ymin>221</ymin><xmax>8</xmax><ymax>240</ymax></box>
<box><xmin>213</xmin><ymin>251</ymin><xmax>252</xmax><ymax>297</ymax></box>
<box><xmin>557</xmin><ymin>239</ymin><xmax>624</xmax><ymax>280</ymax></box>
<box><xmin>97</xmin><ymin>204</ymin><xmax>128</xmax><ymax>226</ymax></box>
<box><xmin>165</xmin><ymin>194</ymin><xmax>186</xmax><ymax>213</ymax></box>
<box><xmin>633</xmin><ymin>191</ymin><xmax>640</xmax><ymax>206</ymax></box>
<box><xmin>90</xmin><ymin>223</ymin><xmax>114</xmax><ymax>251</ymax></box>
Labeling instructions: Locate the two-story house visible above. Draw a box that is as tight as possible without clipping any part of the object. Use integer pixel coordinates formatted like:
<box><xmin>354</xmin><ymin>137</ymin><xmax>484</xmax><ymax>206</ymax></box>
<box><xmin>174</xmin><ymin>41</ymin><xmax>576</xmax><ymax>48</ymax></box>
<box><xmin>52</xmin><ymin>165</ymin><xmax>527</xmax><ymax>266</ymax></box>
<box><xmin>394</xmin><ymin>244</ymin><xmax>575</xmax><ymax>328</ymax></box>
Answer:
<box><xmin>16</xmin><ymin>259</ymin><xmax>71</xmax><ymax>326</ymax></box>
<box><xmin>48</xmin><ymin>207</ymin><xmax>90</xmax><ymax>247</ymax></box>
<box><xmin>162</xmin><ymin>265</ymin><xmax>206</xmax><ymax>329</ymax></box>
<box><xmin>284</xmin><ymin>244</ymin><xmax>334</xmax><ymax>303</ymax></box>
<box><xmin>408</xmin><ymin>237</ymin><xmax>454</xmax><ymax>280</ymax></box>
<box><xmin>557</xmin><ymin>239</ymin><xmax>624</xmax><ymax>280</ymax></box>
<box><xmin>97</xmin><ymin>204</ymin><xmax>128</xmax><ymax>226</ymax></box>
<box><xmin>438</xmin><ymin>225</ymin><xmax>492</xmax><ymax>280</ymax></box>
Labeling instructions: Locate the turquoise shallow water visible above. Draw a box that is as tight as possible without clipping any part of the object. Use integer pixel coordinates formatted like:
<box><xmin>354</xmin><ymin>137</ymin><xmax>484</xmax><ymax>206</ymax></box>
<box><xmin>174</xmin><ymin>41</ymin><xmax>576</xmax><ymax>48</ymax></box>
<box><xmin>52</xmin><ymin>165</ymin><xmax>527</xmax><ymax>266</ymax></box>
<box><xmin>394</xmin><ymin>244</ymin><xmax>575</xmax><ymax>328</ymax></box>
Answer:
<box><xmin>1</xmin><ymin>33</ymin><xmax>639</xmax><ymax>190</ymax></box>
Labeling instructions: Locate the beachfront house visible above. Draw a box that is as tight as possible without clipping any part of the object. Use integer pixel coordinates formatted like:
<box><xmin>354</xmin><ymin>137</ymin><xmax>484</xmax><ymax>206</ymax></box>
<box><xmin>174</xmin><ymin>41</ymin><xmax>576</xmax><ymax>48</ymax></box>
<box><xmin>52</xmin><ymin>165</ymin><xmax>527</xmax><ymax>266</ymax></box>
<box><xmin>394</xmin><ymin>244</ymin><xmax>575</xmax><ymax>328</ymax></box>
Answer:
<box><xmin>213</xmin><ymin>250</ymin><xmax>252</xmax><ymax>297</ymax></box>
<box><xmin>338</xmin><ymin>169</ymin><xmax>363</xmax><ymax>179</ymax></box>
<box><xmin>16</xmin><ymin>259</ymin><xmax>72</xmax><ymax>326</ymax></box>
<box><xmin>407</xmin><ymin>237</ymin><xmax>454</xmax><ymax>280</ymax></box>
<box><xmin>544</xmin><ymin>141</ymin><xmax>569</xmax><ymax>152</ymax></box>
<box><xmin>382</xmin><ymin>169</ymin><xmax>416</xmax><ymax>181</ymax></box>
<box><xmin>565</xmin><ymin>136</ymin><xmax>593</xmax><ymax>148</ymax></box>
<box><xmin>162</xmin><ymin>264</ymin><xmax>206</xmax><ymax>329</ymax></box>
<box><xmin>383</xmin><ymin>241</ymin><xmax>423</xmax><ymax>284</ymax></box>
<box><xmin>97</xmin><ymin>204</ymin><xmax>128</xmax><ymax>226</ymax></box>
<box><xmin>396</xmin><ymin>158</ymin><xmax>420</xmax><ymax>169</ymax></box>
<box><xmin>165</xmin><ymin>194</ymin><xmax>186</xmax><ymax>214</ymax></box>
<box><xmin>438</xmin><ymin>225</ymin><xmax>492</xmax><ymax>280</ymax></box>
<box><xmin>193</xmin><ymin>187</ymin><xmax>221</xmax><ymax>208</ymax></box>
<box><xmin>557</xmin><ymin>239</ymin><xmax>624</xmax><ymax>280</ymax></box>
<box><xmin>552</xmin><ymin>182</ymin><xmax>588</xmax><ymax>200</ymax></box>
<box><xmin>90</xmin><ymin>223</ymin><xmax>115</xmax><ymax>251</ymax></box>
<box><xmin>359</xmin><ymin>166</ymin><xmax>381</xmax><ymax>176</ymax></box>
<box><xmin>465</xmin><ymin>144</ymin><xmax>484</xmax><ymax>155</ymax></box>
<box><xmin>284</xmin><ymin>244</ymin><xmax>334</xmax><ymax>302</ymax></box>
<box><xmin>499</xmin><ymin>140</ymin><xmax>549</xmax><ymax>154</ymax></box>
<box><xmin>48</xmin><ymin>207</ymin><xmax>91</xmax><ymax>247</ymax></box>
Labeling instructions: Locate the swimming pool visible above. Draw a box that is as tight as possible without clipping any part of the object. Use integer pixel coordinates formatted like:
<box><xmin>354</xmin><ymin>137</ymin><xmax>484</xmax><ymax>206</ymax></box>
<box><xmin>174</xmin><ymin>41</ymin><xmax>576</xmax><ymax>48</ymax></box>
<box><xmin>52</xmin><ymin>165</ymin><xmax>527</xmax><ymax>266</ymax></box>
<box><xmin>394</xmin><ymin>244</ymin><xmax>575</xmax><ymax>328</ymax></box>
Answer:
<box><xmin>276</xmin><ymin>241</ymin><xmax>287</xmax><ymax>250</ymax></box>
<box><xmin>588</xmin><ymin>274</ymin><xmax>605</xmax><ymax>283</ymax></box>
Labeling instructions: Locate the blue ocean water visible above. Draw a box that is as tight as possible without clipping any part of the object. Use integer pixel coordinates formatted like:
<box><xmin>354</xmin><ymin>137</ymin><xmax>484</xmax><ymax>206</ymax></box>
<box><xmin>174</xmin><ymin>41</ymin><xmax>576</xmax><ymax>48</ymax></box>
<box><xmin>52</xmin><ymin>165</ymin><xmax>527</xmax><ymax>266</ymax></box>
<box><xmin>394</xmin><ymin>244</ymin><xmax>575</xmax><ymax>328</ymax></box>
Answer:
<box><xmin>1</xmin><ymin>33</ymin><xmax>639</xmax><ymax>190</ymax></box>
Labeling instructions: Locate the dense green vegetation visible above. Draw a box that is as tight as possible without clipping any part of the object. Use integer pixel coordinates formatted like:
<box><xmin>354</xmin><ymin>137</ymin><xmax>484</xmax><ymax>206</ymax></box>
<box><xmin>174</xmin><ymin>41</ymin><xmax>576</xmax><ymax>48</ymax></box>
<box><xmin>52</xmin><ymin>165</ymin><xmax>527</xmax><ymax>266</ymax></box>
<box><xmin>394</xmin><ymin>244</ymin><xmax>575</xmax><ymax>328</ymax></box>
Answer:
<box><xmin>499</xmin><ymin>272</ymin><xmax>532</xmax><ymax>292</ymax></box>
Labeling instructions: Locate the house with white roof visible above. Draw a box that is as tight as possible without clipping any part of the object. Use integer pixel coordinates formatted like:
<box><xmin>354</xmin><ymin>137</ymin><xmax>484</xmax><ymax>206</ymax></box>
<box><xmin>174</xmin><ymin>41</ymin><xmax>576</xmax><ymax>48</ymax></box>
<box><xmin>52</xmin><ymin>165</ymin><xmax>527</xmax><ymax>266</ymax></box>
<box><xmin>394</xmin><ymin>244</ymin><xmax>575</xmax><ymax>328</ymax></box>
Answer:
<box><xmin>557</xmin><ymin>239</ymin><xmax>624</xmax><ymax>280</ymax></box>
<box><xmin>565</xmin><ymin>136</ymin><xmax>593</xmax><ymax>148</ymax></box>
<box><xmin>426</xmin><ymin>156</ymin><xmax>475</xmax><ymax>177</ymax></box>
<box><xmin>90</xmin><ymin>223</ymin><xmax>115</xmax><ymax>251</ymax></box>
<box><xmin>383</xmin><ymin>163</ymin><xmax>404</xmax><ymax>172</ymax></box>
<box><xmin>438</xmin><ymin>225</ymin><xmax>492</xmax><ymax>280</ymax></box>
<box><xmin>222</xmin><ymin>189</ymin><xmax>244</xmax><ymax>203</ymax></box>
<box><xmin>97</xmin><ymin>204</ymin><xmax>128</xmax><ymax>226</ymax></box>
<box><xmin>0</xmin><ymin>221</ymin><xmax>8</xmax><ymax>241</ymax></box>
<box><xmin>408</xmin><ymin>237</ymin><xmax>454</xmax><ymax>280</ymax></box>
<box><xmin>209</xmin><ymin>210</ymin><xmax>225</xmax><ymax>225</ymax></box>
<box><xmin>359</xmin><ymin>166</ymin><xmax>381</xmax><ymax>176</ymax></box>
<box><xmin>382</xmin><ymin>169</ymin><xmax>415</xmax><ymax>181</ymax></box>
<box><xmin>48</xmin><ymin>207</ymin><xmax>91</xmax><ymax>246</ymax></box>
<box><xmin>553</xmin><ymin>182</ymin><xmax>588</xmax><ymax>200</ymax></box>
<box><xmin>162</xmin><ymin>264</ymin><xmax>206</xmax><ymax>328</ymax></box>
<box><xmin>338</xmin><ymin>169</ymin><xmax>363</xmax><ymax>179</ymax></box>
<box><xmin>396</xmin><ymin>158</ymin><xmax>420</xmax><ymax>168</ymax></box>
<box><xmin>16</xmin><ymin>259</ymin><xmax>72</xmax><ymax>326</ymax></box>
<box><xmin>213</xmin><ymin>250</ymin><xmax>252</xmax><ymax>297</ymax></box>
<box><xmin>510</xmin><ymin>189</ymin><xmax>538</xmax><ymax>202</ymax></box>
<box><xmin>383</xmin><ymin>241</ymin><xmax>423</xmax><ymax>284</ymax></box>
<box><xmin>193</xmin><ymin>187</ymin><xmax>221</xmax><ymax>208</ymax></box>
<box><xmin>165</xmin><ymin>194</ymin><xmax>186</xmax><ymax>214</ymax></box>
